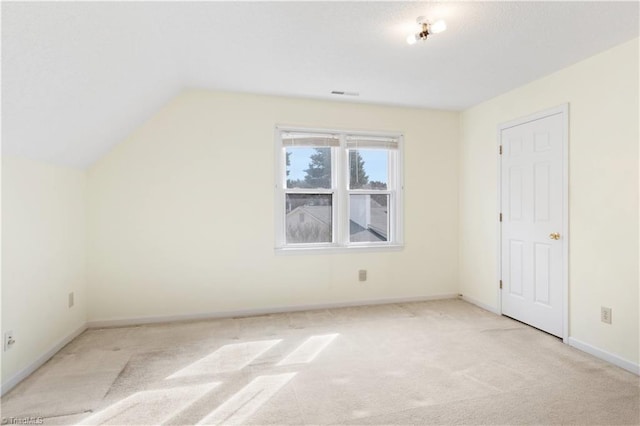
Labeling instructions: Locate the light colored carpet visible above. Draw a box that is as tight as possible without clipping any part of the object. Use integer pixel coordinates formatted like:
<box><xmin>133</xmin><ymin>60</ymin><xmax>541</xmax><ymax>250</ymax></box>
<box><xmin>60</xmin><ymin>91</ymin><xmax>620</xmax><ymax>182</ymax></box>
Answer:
<box><xmin>1</xmin><ymin>299</ymin><xmax>638</xmax><ymax>425</ymax></box>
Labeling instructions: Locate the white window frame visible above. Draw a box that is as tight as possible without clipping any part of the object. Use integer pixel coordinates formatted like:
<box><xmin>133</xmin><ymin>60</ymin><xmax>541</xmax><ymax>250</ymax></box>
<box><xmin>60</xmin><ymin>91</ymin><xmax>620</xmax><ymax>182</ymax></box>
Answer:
<box><xmin>274</xmin><ymin>126</ymin><xmax>404</xmax><ymax>254</ymax></box>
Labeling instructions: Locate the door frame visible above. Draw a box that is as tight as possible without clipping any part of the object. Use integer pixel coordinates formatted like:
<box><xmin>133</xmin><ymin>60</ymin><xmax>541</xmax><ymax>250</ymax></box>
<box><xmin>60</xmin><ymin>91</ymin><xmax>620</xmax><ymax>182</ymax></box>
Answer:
<box><xmin>496</xmin><ymin>104</ymin><xmax>569</xmax><ymax>342</ymax></box>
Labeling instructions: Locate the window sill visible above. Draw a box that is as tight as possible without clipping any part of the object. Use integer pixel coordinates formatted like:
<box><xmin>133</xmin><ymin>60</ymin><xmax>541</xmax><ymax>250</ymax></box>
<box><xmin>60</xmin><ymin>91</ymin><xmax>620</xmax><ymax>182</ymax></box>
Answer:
<box><xmin>275</xmin><ymin>244</ymin><xmax>404</xmax><ymax>255</ymax></box>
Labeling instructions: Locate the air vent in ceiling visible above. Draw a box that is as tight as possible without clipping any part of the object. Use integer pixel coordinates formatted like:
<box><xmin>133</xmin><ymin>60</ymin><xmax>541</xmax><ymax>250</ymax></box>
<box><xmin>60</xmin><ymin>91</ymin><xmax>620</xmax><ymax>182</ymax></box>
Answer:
<box><xmin>331</xmin><ymin>91</ymin><xmax>359</xmax><ymax>96</ymax></box>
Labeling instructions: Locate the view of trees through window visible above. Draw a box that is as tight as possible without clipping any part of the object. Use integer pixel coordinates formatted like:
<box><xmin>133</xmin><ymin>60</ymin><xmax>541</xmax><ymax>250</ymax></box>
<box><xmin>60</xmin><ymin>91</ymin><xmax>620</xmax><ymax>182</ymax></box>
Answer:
<box><xmin>286</xmin><ymin>148</ymin><xmax>332</xmax><ymax>189</ymax></box>
<box><xmin>284</xmin><ymin>147</ymin><xmax>390</xmax><ymax>244</ymax></box>
<box><xmin>287</xmin><ymin>148</ymin><xmax>387</xmax><ymax>189</ymax></box>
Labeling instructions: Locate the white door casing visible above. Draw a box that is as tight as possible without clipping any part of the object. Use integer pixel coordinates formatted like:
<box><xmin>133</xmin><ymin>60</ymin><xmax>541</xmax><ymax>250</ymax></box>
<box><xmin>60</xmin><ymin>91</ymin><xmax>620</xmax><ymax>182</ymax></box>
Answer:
<box><xmin>499</xmin><ymin>105</ymin><xmax>568</xmax><ymax>338</ymax></box>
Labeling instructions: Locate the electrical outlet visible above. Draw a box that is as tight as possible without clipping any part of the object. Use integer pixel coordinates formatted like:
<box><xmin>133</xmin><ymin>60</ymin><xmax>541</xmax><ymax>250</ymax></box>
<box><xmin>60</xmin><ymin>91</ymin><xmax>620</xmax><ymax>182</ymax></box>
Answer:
<box><xmin>358</xmin><ymin>270</ymin><xmax>367</xmax><ymax>282</ymax></box>
<box><xmin>68</xmin><ymin>292</ymin><xmax>75</xmax><ymax>308</ymax></box>
<box><xmin>4</xmin><ymin>331</ymin><xmax>15</xmax><ymax>352</ymax></box>
<box><xmin>601</xmin><ymin>306</ymin><xmax>612</xmax><ymax>324</ymax></box>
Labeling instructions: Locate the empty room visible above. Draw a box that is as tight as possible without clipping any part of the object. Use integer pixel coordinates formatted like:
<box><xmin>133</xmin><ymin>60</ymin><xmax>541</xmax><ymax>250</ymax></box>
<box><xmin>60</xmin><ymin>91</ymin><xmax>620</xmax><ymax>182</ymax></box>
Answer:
<box><xmin>1</xmin><ymin>1</ymin><xmax>639</xmax><ymax>425</ymax></box>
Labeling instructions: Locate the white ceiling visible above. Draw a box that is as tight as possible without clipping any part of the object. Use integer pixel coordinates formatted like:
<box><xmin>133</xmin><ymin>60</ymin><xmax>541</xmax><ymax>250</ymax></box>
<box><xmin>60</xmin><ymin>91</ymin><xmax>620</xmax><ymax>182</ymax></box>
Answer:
<box><xmin>2</xmin><ymin>1</ymin><xmax>638</xmax><ymax>168</ymax></box>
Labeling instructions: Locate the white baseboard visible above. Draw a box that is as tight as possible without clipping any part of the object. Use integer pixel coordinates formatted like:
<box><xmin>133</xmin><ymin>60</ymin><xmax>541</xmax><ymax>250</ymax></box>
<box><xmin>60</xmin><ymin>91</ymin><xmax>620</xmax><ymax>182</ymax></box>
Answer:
<box><xmin>3</xmin><ymin>298</ymin><xmax>637</xmax><ymax>402</ymax></box>
<box><xmin>459</xmin><ymin>296</ymin><xmax>638</xmax><ymax>375</ymax></box>
<box><xmin>567</xmin><ymin>337</ymin><xmax>639</xmax><ymax>375</ymax></box>
<box><xmin>1</xmin><ymin>323</ymin><xmax>88</xmax><ymax>396</ymax></box>
<box><xmin>87</xmin><ymin>294</ymin><xmax>459</xmax><ymax>328</ymax></box>
<box><xmin>459</xmin><ymin>294</ymin><xmax>501</xmax><ymax>315</ymax></box>
<box><xmin>1</xmin><ymin>295</ymin><xmax>457</xmax><ymax>394</ymax></box>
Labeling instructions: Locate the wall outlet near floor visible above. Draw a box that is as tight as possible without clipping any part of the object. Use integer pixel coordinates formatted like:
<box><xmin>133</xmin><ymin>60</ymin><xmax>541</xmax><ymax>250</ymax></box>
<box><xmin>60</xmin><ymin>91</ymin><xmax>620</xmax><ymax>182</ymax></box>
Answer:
<box><xmin>358</xmin><ymin>270</ymin><xmax>367</xmax><ymax>282</ymax></box>
<box><xmin>4</xmin><ymin>331</ymin><xmax>15</xmax><ymax>352</ymax></box>
<box><xmin>68</xmin><ymin>292</ymin><xmax>75</xmax><ymax>308</ymax></box>
<box><xmin>601</xmin><ymin>306</ymin><xmax>612</xmax><ymax>324</ymax></box>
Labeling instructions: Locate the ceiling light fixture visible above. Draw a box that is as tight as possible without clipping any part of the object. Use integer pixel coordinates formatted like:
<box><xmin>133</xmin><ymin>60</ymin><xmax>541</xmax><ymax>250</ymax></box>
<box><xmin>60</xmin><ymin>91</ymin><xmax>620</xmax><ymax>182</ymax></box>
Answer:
<box><xmin>406</xmin><ymin>16</ymin><xmax>447</xmax><ymax>45</ymax></box>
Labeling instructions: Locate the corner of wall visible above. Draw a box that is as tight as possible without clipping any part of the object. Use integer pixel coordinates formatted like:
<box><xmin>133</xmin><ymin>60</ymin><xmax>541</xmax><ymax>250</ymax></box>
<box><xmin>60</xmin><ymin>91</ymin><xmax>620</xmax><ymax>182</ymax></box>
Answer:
<box><xmin>1</xmin><ymin>156</ymin><xmax>89</xmax><ymax>394</ymax></box>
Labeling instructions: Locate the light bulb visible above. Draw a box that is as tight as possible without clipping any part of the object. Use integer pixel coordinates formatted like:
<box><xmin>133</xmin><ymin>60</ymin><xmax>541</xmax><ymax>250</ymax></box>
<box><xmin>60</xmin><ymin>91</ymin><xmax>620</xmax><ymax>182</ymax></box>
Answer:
<box><xmin>429</xmin><ymin>19</ymin><xmax>447</xmax><ymax>34</ymax></box>
<box><xmin>406</xmin><ymin>34</ymin><xmax>417</xmax><ymax>45</ymax></box>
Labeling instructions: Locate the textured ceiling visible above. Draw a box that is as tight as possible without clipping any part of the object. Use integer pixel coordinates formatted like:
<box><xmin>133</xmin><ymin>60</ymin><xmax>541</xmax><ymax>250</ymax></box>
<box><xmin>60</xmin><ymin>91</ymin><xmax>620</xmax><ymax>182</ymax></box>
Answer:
<box><xmin>2</xmin><ymin>2</ymin><xmax>638</xmax><ymax>168</ymax></box>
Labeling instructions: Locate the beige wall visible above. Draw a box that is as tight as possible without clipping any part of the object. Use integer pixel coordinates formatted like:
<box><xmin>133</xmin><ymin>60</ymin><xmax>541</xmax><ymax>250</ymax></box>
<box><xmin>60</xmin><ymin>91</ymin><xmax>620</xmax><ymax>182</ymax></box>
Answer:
<box><xmin>4</xmin><ymin>38</ymin><xmax>637</xmax><ymax>387</ymax></box>
<box><xmin>459</xmin><ymin>38</ymin><xmax>639</xmax><ymax>364</ymax></box>
<box><xmin>87</xmin><ymin>90</ymin><xmax>460</xmax><ymax>322</ymax></box>
<box><xmin>1</xmin><ymin>156</ymin><xmax>87</xmax><ymax>385</ymax></box>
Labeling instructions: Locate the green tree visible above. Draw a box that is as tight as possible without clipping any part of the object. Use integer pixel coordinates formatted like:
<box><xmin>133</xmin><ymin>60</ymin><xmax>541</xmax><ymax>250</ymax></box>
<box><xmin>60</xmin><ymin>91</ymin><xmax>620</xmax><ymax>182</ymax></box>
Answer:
<box><xmin>304</xmin><ymin>148</ymin><xmax>331</xmax><ymax>188</ymax></box>
<box><xmin>349</xmin><ymin>150</ymin><xmax>369</xmax><ymax>189</ymax></box>
<box><xmin>286</xmin><ymin>151</ymin><xmax>296</xmax><ymax>187</ymax></box>
<box><xmin>369</xmin><ymin>180</ymin><xmax>387</xmax><ymax>190</ymax></box>
<box><xmin>286</xmin><ymin>151</ymin><xmax>291</xmax><ymax>178</ymax></box>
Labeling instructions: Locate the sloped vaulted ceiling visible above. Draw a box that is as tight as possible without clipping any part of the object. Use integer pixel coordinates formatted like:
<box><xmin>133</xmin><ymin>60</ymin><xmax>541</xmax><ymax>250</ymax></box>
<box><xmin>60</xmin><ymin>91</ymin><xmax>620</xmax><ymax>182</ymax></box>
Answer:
<box><xmin>2</xmin><ymin>2</ymin><xmax>638</xmax><ymax>168</ymax></box>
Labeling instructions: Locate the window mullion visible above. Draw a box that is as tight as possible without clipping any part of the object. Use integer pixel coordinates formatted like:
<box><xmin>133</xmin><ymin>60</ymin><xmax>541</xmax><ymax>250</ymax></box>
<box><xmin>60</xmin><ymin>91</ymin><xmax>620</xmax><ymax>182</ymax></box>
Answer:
<box><xmin>285</xmin><ymin>188</ymin><xmax>334</xmax><ymax>195</ymax></box>
<box><xmin>335</xmin><ymin>137</ymin><xmax>346</xmax><ymax>246</ymax></box>
<box><xmin>347</xmin><ymin>190</ymin><xmax>393</xmax><ymax>195</ymax></box>
<box><xmin>274</xmin><ymin>133</ymin><xmax>285</xmax><ymax>248</ymax></box>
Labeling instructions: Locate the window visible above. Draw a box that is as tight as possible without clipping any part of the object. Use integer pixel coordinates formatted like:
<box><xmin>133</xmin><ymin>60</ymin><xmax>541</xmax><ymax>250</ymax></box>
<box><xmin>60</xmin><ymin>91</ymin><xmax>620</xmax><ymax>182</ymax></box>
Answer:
<box><xmin>275</xmin><ymin>127</ymin><xmax>403</xmax><ymax>252</ymax></box>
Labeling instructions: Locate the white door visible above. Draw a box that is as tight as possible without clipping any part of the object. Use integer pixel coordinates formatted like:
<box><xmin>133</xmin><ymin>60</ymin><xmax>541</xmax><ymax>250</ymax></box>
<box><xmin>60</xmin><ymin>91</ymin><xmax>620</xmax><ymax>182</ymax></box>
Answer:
<box><xmin>500</xmin><ymin>106</ymin><xmax>567</xmax><ymax>338</ymax></box>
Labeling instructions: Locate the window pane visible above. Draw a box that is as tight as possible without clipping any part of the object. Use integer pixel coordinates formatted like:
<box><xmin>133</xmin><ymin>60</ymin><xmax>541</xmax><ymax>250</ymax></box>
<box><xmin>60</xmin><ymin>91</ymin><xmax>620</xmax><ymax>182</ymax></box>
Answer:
<box><xmin>349</xmin><ymin>194</ymin><xmax>389</xmax><ymax>242</ymax></box>
<box><xmin>349</xmin><ymin>149</ymin><xmax>388</xmax><ymax>190</ymax></box>
<box><xmin>286</xmin><ymin>147</ymin><xmax>332</xmax><ymax>189</ymax></box>
<box><xmin>286</xmin><ymin>194</ymin><xmax>332</xmax><ymax>244</ymax></box>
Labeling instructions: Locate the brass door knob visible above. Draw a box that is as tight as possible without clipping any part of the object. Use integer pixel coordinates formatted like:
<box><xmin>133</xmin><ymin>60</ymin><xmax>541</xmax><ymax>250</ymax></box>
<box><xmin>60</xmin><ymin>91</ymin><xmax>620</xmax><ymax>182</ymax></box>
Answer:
<box><xmin>549</xmin><ymin>232</ymin><xmax>561</xmax><ymax>240</ymax></box>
